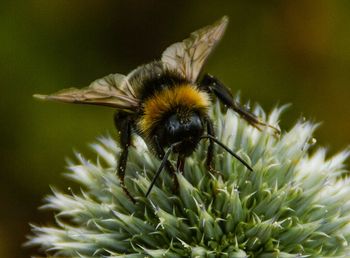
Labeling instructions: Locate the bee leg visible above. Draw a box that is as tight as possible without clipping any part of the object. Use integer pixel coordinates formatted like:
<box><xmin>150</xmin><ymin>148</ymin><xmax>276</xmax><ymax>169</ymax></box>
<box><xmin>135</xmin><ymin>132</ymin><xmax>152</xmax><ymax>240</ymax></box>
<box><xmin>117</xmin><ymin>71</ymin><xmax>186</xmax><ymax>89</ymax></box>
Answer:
<box><xmin>153</xmin><ymin>136</ymin><xmax>177</xmax><ymax>193</ymax></box>
<box><xmin>200</xmin><ymin>74</ymin><xmax>280</xmax><ymax>135</ymax></box>
<box><xmin>176</xmin><ymin>155</ymin><xmax>185</xmax><ymax>174</ymax></box>
<box><xmin>205</xmin><ymin>117</ymin><xmax>215</xmax><ymax>173</ymax></box>
<box><xmin>114</xmin><ymin>112</ymin><xmax>135</xmax><ymax>203</ymax></box>
<box><xmin>172</xmin><ymin>156</ymin><xmax>185</xmax><ymax>193</ymax></box>
<box><xmin>204</xmin><ymin>117</ymin><xmax>223</xmax><ymax>177</ymax></box>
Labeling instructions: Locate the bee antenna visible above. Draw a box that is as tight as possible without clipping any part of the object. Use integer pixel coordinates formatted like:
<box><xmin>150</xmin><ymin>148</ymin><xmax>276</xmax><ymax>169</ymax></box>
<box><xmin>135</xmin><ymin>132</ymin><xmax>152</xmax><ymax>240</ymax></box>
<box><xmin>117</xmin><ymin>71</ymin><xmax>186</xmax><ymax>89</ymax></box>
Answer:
<box><xmin>145</xmin><ymin>142</ymin><xmax>181</xmax><ymax>198</ymax></box>
<box><xmin>200</xmin><ymin>135</ymin><xmax>253</xmax><ymax>172</ymax></box>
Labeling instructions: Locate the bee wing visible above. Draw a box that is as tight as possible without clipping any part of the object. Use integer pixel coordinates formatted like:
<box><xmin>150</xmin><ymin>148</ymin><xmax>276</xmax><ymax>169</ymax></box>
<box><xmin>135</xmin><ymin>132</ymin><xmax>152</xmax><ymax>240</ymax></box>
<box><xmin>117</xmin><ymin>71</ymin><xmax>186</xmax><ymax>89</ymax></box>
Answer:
<box><xmin>161</xmin><ymin>16</ymin><xmax>228</xmax><ymax>83</ymax></box>
<box><xmin>34</xmin><ymin>73</ymin><xmax>140</xmax><ymax>111</ymax></box>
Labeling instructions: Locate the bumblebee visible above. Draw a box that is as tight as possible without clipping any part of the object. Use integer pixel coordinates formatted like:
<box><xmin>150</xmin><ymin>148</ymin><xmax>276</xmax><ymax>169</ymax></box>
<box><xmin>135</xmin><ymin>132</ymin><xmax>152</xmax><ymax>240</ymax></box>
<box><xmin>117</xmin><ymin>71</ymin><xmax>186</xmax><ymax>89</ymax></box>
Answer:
<box><xmin>34</xmin><ymin>16</ymin><xmax>279</xmax><ymax>201</ymax></box>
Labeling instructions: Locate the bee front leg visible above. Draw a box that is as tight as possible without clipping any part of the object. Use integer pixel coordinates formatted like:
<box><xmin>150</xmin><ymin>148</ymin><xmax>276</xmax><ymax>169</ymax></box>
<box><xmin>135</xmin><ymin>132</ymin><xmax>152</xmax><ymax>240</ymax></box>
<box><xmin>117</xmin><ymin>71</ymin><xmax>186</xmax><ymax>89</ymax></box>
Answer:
<box><xmin>153</xmin><ymin>136</ymin><xmax>177</xmax><ymax>193</ymax></box>
<box><xmin>114</xmin><ymin>112</ymin><xmax>135</xmax><ymax>203</ymax></box>
<box><xmin>205</xmin><ymin>117</ymin><xmax>215</xmax><ymax>173</ymax></box>
<box><xmin>176</xmin><ymin>155</ymin><xmax>185</xmax><ymax>174</ymax></box>
<box><xmin>204</xmin><ymin>118</ymin><xmax>225</xmax><ymax>178</ymax></box>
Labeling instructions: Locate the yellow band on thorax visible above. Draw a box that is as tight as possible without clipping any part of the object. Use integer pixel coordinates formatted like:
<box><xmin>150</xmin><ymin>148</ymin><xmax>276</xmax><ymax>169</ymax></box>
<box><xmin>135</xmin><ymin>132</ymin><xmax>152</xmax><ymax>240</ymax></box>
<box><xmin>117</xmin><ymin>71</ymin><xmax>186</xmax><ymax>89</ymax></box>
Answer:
<box><xmin>138</xmin><ymin>84</ymin><xmax>210</xmax><ymax>136</ymax></box>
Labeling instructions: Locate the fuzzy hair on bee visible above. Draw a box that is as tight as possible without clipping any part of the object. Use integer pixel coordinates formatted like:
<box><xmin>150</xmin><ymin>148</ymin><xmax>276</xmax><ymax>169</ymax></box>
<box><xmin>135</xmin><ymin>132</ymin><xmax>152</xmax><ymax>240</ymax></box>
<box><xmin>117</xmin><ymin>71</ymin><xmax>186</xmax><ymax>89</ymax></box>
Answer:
<box><xmin>34</xmin><ymin>16</ymin><xmax>280</xmax><ymax>202</ymax></box>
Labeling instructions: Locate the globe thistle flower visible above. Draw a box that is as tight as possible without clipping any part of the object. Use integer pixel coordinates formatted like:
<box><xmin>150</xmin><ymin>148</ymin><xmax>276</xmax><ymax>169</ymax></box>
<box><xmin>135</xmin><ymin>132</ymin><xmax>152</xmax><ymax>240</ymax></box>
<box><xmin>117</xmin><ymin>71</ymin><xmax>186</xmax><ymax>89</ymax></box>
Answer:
<box><xmin>27</xmin><ymin>101</ymin><xmax>350</xmax><ymax>257</ymax></box>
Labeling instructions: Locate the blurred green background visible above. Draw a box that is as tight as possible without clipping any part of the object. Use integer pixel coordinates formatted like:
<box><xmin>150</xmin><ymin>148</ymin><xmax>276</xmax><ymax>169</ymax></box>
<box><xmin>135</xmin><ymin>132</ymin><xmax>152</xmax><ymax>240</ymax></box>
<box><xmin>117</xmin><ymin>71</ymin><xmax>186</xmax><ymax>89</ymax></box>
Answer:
<box><xmin>1</xmin><ymin>1</ymin><xmax>350</xmax><ymax>257</ymax></box>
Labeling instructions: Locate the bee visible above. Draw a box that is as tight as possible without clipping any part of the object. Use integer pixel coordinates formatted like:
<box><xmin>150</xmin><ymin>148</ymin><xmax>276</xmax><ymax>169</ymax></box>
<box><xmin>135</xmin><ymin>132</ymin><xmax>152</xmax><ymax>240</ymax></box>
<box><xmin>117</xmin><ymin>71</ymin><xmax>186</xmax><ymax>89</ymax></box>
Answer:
<box><xmin>34</xmin><ymin>16</ymin><xmax>279</xmax><ymax>202</ymax></box>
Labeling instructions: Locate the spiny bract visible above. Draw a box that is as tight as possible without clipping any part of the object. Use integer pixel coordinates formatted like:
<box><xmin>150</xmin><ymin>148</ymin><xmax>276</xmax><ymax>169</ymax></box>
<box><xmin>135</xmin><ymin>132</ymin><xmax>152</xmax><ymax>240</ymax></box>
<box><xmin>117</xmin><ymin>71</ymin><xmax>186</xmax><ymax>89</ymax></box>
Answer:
<box><xmin>28</xmin><ymin>101</ymin><xmax>350</xmax><ymax>257</ymax></box>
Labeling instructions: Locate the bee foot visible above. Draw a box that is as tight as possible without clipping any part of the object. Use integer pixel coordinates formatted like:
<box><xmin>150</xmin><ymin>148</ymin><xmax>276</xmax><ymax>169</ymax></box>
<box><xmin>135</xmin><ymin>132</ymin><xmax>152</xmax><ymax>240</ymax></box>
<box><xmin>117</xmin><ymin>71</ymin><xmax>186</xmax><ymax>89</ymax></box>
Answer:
<box><xmin>121</xmin><ymin>186</ymin><xmax>136</xmax><ymax>203</ymax></box>
<box><xmin>208</xmin><ymin>166</ymin><xmax>223</xmax><ymax>177</ymax></box>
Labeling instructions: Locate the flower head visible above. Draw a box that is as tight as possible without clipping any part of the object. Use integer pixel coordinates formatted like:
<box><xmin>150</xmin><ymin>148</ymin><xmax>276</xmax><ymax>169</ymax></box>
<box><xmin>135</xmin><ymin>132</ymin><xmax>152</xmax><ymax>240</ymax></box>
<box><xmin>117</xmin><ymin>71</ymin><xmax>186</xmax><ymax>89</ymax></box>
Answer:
<box><xmin>28</xmin><ymin>101</ymin><xmax>350</xmax><ymax>257</ymax></box>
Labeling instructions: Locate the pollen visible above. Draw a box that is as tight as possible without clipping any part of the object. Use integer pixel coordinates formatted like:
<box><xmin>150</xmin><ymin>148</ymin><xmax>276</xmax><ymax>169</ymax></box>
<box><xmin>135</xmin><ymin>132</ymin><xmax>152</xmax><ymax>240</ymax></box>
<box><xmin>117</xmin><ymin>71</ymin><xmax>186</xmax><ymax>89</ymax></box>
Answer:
<box><xmin>139</xmin><ymin>84</ymin><xmax>210</xmax><ymax>136</ymax></box>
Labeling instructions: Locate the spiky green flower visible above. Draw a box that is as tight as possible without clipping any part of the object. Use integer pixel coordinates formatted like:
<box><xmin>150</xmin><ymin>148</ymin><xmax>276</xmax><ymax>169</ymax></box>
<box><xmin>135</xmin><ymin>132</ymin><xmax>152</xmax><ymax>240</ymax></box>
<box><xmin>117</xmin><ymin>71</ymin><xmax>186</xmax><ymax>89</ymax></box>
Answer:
<box><xmin>28</xmin><ymin>101</ymin><xmax>350</xmax><ymax>257</ymax></box>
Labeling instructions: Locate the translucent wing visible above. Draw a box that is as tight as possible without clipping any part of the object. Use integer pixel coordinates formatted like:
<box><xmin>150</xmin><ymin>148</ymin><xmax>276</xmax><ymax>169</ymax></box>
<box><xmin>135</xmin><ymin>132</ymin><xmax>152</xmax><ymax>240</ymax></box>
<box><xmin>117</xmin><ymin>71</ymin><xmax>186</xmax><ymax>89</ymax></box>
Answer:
<box><xmin>34</xmin><ymin>73</ymin><xmax>140</xmax><ymax>111</ymax></box>
<box><xmin>161</xmin><ymin>16</ymin><xmax>228</xmax><ymax>82</ymax></box>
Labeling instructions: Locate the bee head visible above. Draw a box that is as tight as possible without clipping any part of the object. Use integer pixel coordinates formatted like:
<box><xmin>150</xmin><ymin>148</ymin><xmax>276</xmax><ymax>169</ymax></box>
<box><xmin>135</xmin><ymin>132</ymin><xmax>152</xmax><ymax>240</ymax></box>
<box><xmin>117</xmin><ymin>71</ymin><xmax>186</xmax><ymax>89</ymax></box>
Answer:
<box><xmin>155</xmin><ymin>108</ymin><xmax>205</xmax><ymax>156</ymax></box>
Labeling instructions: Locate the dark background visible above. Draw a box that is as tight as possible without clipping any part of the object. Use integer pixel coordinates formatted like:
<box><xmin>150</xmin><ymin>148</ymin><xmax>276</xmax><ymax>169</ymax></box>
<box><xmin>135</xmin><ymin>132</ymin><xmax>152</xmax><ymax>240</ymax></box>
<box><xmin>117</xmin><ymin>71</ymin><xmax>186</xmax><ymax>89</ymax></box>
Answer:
<box><xmin>1</xmin><ymin>1</ymin><xmax>350</xmax><ymax>257</ymax></box>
